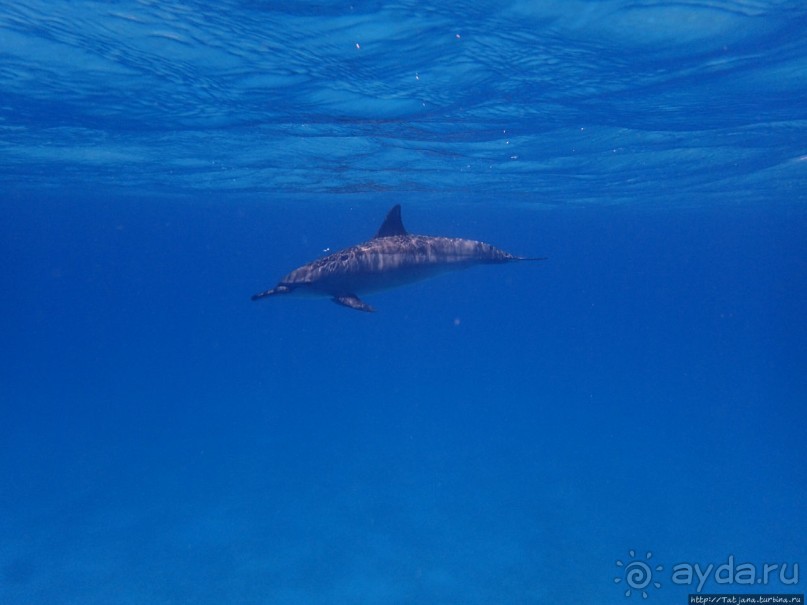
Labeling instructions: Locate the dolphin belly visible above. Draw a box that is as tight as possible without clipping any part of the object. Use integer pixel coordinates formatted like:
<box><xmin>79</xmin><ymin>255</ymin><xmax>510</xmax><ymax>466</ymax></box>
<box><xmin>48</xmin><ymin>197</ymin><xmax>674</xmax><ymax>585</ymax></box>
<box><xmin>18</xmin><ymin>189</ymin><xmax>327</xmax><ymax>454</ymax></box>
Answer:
<box><xmin>310</xmin><ymin>259</ymin><xmax>466</xmax><ymax>295</ymax></box>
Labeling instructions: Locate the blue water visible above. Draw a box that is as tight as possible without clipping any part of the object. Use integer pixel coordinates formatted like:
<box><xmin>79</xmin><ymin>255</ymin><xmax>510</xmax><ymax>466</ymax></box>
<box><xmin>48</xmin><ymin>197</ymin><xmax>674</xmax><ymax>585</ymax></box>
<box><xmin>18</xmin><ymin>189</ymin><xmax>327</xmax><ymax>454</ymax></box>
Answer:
<box><xmin>1</xmin><ymin>1</ymin><xmax>806</xmax><ymax>603</ymax></box>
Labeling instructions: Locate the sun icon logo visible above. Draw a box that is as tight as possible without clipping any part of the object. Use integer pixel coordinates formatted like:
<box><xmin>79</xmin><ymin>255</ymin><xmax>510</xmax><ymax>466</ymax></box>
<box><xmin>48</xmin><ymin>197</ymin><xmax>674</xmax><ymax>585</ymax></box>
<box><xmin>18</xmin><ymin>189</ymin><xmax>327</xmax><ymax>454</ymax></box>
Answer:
<box><xmin>614</xmin><ymin>550</ymin><xmax>663</xmax><ymax>599</ymax></box>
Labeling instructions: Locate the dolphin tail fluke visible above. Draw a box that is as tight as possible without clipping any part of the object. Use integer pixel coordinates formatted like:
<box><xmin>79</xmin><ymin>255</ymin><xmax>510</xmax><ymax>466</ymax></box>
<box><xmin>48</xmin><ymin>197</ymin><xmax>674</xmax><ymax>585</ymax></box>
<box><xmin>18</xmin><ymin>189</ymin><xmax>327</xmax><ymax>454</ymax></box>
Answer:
<box><xmin>333</xmin><ymin>295</ymin><xmax>375</xmax><ymax>312</ymax></box>
<box><xmin>251</xmin><ymin>290</ymin><xmax>272</xmax><ymax>301</ymax></box>
<box><xmin>251</xmin><ymin>284</ymin><xmax>291</xmax><ymax>301</ymax></box>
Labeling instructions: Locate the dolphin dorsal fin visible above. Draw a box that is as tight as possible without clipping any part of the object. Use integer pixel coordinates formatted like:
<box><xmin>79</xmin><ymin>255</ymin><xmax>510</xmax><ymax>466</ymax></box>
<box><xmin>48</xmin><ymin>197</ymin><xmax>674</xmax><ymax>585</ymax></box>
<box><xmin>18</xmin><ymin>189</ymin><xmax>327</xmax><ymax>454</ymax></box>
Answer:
<box><xmin>374</xmin><ymin>204</ymin><xmax>408</xmax><ymax>238</ymax></box>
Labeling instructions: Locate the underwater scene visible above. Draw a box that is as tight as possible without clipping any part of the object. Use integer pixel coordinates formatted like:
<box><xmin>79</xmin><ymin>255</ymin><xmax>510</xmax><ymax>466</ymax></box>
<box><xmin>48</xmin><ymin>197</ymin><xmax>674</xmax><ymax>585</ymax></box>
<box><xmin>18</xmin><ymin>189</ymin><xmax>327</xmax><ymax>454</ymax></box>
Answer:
<box><xmin>1</xmin><ymin>1</ymin><xmax>805</xmax><ymax>603</ymax></box>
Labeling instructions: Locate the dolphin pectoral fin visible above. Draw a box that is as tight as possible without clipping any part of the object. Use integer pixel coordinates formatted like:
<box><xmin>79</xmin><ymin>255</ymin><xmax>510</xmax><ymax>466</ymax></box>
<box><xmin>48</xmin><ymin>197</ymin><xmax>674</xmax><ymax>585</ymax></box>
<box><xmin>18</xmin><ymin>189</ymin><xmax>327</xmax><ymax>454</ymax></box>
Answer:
<box><xmin>333</xmin><ymin>295</ymin><xmax>375</xmax><ymax>312</ymax></box>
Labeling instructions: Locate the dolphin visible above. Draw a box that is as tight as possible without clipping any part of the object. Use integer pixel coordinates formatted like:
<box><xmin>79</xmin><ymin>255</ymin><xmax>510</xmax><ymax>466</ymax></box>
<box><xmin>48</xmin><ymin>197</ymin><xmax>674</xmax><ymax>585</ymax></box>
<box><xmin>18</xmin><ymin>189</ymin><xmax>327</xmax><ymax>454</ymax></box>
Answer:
<box><xmin>251</xmin><ymin>204</ymin><xmax>545</xmax><ymax>312</ymax></box>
